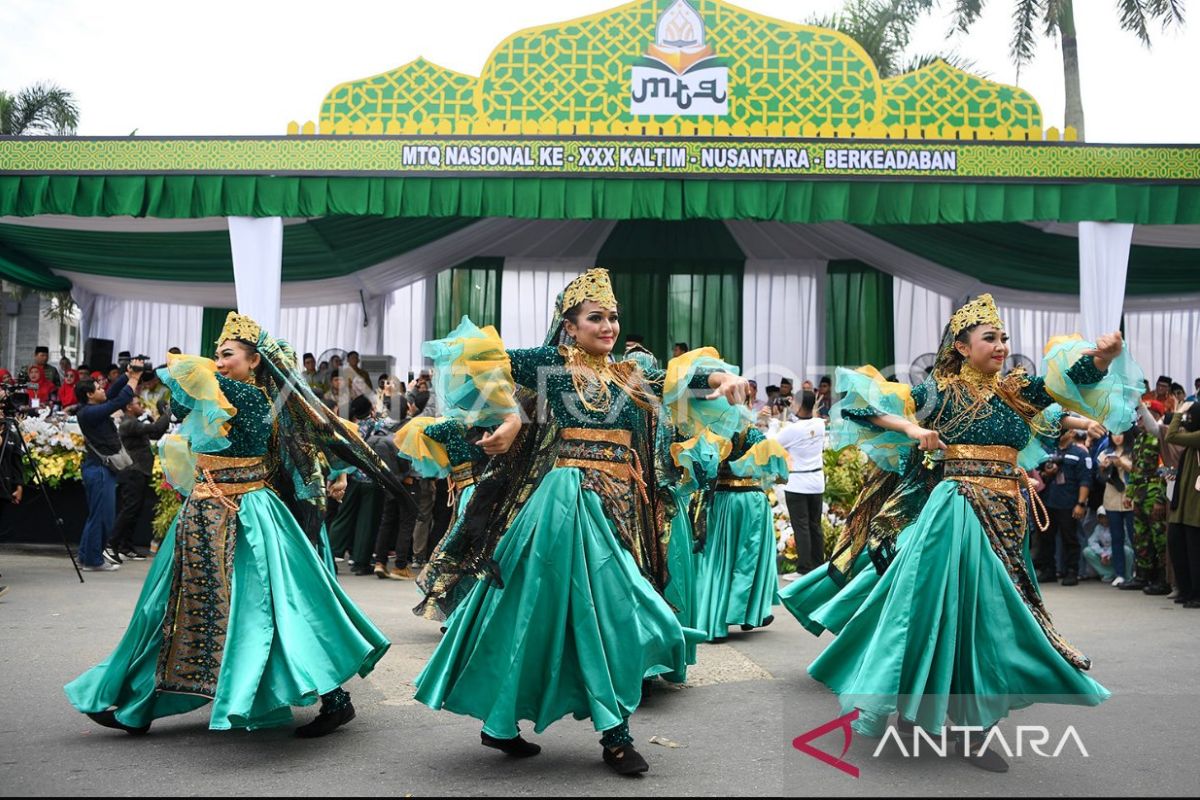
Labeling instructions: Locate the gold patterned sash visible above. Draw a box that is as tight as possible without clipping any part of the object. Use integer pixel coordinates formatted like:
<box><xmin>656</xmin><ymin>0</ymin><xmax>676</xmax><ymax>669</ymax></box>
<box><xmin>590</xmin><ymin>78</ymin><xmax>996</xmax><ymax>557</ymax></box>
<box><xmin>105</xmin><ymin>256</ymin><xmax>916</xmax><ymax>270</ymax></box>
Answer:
<box><xmin>554</xmin><ymin>428</ymin><xmax>648</xmax><ymax>502</ymax></box>
<box><xmin>156</xmin><ymin>456</ymin><xmax>269</xmax><ymax>698</ymax></box>
<box><xmin>941</xmin><ymin>444</ymin><xmax>1087</xmax><ymax>669</ymax></box>
<box><xmin>943</xmin><ymin>444</ymin><xmax>1048</xmax><ymax>532</ymax></box>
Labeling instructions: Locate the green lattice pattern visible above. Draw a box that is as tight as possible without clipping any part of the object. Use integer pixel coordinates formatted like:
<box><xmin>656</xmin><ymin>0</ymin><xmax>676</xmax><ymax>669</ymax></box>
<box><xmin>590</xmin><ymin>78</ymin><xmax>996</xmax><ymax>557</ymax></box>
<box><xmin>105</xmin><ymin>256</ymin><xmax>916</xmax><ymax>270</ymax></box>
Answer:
<box><xmin>479</xmin><ymin>0</ymin><xmax>880</xmax><ymax>127</ymax></box>
<box><xmin>882</xmin><ymin>60</ymin><xmax>1042</xmax><ymax>133</ymax></box>
<box><xmin>321</xmin><ymin>58</ymin><xmax>478</xmax><ymax>130</ymax></box>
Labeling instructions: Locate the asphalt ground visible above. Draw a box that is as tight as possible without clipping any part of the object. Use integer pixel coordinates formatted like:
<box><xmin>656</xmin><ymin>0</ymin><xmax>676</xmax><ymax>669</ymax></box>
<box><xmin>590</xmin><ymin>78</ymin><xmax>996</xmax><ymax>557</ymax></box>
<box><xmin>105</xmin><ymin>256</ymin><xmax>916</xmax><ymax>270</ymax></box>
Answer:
<box><xmin>1</xmin><ymin>545</ymin><xmax>1197</xmax><ymax>796</ymax></box>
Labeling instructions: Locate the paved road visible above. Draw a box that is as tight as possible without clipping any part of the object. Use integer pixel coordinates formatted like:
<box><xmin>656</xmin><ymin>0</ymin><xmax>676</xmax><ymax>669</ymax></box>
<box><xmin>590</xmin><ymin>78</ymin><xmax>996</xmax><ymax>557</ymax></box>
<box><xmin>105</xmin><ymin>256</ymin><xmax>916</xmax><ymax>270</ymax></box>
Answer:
<box><xmin>1</xmin><ymin>545</ymin><xmax>1196</xmax><ymax>796</ymax></box>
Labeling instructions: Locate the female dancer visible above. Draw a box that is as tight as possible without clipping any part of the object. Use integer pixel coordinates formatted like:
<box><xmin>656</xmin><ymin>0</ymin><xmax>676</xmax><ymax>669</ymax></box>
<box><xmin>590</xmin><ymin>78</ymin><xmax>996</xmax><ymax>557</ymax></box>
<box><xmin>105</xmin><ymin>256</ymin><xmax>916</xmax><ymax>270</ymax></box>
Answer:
<box><xmin>691</xmin><ymin>423</ymin><xmax>789</xmax><ymax>641</ymax></box>
<box><xmin>780</xmin><ymin>294</ymin><xmax>1140</xmax><ymax>771</ymax></box>
<box><xmin>66</xmin><ymin>313</ymin><xmax>395</xmax><ymax>738</ymax></box>
<box><xmin>413</xmin><ymin>269</ymin><xmax>747</xmax><ymax>775</ymax></box>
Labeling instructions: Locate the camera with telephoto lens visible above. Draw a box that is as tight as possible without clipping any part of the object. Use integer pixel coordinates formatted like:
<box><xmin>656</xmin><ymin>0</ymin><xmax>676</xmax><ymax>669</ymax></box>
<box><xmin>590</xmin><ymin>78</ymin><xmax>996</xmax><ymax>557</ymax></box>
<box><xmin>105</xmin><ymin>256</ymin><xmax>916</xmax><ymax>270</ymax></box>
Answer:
<box><xmin>0</xmin><ymin>373</ymin><xmax>33</xmax><ymax>417</ymax></box>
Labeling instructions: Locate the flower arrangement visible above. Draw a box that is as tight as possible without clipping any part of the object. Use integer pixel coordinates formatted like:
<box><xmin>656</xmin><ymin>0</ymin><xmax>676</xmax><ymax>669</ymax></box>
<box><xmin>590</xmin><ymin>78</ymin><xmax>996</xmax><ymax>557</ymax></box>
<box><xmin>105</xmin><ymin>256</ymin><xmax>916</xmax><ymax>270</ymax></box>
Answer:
<box><xmin>152</xmin><ymin>459</ymin><xmax>182</xmax><ymax>541</ymax></box>
<box><xmin>19</xmin><ymin>415</ymin><xmax>85</xmax><ymax>488</ymax></box>
<box><xmin>18</xmin><ymin>413</ymin><xmax>182</xmax><ymax>541</ymax></box>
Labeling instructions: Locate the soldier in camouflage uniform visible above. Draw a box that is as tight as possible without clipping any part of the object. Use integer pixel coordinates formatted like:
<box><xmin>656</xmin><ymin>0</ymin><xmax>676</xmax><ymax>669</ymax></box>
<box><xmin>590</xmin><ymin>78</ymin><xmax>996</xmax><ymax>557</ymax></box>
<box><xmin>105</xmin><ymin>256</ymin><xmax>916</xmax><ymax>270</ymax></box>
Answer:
<box><xmin>1123</xmin><ymin>424</ymin><xmax>1169</xmax><ymax>592</ymax></box>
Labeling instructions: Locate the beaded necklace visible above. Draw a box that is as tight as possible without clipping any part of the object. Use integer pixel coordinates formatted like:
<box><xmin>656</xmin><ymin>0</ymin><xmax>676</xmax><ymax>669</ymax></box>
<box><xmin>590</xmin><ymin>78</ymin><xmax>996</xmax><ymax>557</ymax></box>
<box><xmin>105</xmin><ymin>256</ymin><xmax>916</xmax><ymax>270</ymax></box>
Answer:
<box><xmin>560</xmin><ymin>344</ymin><xmax>656</xmax><ymax>414</ymax></box>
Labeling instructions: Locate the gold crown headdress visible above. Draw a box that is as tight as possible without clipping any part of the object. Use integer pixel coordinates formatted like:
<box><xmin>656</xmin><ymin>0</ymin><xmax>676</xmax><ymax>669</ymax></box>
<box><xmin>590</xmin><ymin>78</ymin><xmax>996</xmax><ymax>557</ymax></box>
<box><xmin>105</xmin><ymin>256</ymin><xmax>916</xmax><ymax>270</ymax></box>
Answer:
<box><xmin>215</xmin><ymin>311</ymin><xmax>262</xmax><ymax>347</ymax></box>
<box><xmin>561</xmin><ymin>268</ymin><xmax>618</xmax><ymax>315</ymax></box>
<box><xmin>949</xmin><ymin>293</ymin><xmax>1004</xmax><ymax>336</ymax></box>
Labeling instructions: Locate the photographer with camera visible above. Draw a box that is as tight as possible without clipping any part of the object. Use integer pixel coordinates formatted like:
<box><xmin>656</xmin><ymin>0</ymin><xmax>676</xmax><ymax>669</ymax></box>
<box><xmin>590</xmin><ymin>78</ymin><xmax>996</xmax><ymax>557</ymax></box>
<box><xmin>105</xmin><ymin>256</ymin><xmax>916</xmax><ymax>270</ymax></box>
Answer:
<box><xmin>75</xmin><ymin>358</ymin><xmax>143</xmax><ymax>572</ymax></box>
<box><xmin>106</xmin><ymin>389</ymin><xmax>171</xmax><ymax>564</ymax></box>
<box><xmin>0</xmin><ymin>389</ymin><xmax>28</xmax><ymax>599</ymax></box>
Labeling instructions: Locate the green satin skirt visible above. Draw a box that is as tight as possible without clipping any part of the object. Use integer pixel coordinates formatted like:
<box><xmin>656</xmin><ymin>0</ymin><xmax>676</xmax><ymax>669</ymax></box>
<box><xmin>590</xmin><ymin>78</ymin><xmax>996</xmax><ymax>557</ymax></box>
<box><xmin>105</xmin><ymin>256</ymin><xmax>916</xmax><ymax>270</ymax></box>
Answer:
<box><xmin>779</xmin><ymin>550</ymin><xmax>879</xmax><ymax>636</ymax></box>
<box><xmin>693</xmin><ymin>489</ymin><xmax>779</xmax><ymax>641</ymax></box>
<box><xmin>806</xmin><ymin>482</ymin><xmax>1110</xmax><ymax>736</ymax></box>
<box><xmin>64</xmin><ymin>489</ymin><xmax>390</xmax><ymax>731</ymax></box>
<box><xmin>413</xmin><ymin>467</ymin><xmax>691</xmax><ymax>738</ymax></box>
<box><xmin>663</xmin><ymin>488</ymin><xmax>699</xmax><ymax>673</ymax></box>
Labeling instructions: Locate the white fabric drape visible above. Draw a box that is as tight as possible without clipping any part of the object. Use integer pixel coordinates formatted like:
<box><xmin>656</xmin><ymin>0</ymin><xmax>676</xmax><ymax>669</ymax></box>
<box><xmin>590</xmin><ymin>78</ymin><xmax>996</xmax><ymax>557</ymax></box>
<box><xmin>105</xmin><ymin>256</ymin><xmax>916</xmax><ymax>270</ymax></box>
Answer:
<box><xmin>740</xmin><ymin>259</ymin><xmax>824</xmax><ymax>386</ymax></box>
<box><xmin>71</xmin><ymin>286</ymin><xmax>96</xmax><ymax>349</ymax></box>
<box><xmin>1078</xmin><ymin>221</ymin><xmax>1133</xmax><ymax>340</ymax></box>
<box><xmin>87</xmin><ymin>297</ymin><xmax>203</xmax><ymax>361</ymax></box>
<box><xmin>893</xmin><ymin>276</ymin><xmax>954</xmax><ymax>375</ymax></box>
<box><xmin>228</xmin><ymin>216</ymin><xmax>283</xmax><ymax>334</ymax></box>
<box><xmin>277</xmin><ymin>302</ymin><xmax>371</xmax><ymax>357</ymax></box>
<box><xmin>1126</xmin><ymin>308</ymin><xmax>1200</xmax><ymax>389</ymax></box>
<box><xmin>996</xmin><ymin>303</ymin><xmax>1082</xmax><ymax>367</ymax></box>
<box><xmin>382</xmin><ymin>279</ymin><xmax>430</xmax><ymax>381</ymax></box>
<box><xmin>499</xmin><ymin>260</ymin><xmax>587</xmax><ymax>348</ymax></box>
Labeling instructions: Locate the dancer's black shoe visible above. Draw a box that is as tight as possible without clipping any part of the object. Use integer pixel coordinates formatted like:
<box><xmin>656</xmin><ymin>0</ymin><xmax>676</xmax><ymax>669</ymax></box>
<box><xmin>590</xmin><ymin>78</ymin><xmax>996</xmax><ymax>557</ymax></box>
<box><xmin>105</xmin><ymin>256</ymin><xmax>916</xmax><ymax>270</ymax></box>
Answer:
<box><xmin>955</xmin><ymin>732</ymin><xmax>1010</xmax><ymax>773</ymax></box>
<box><xmin>603</xmin><ymin>744</ymin><xmax>649</xmax><ymax>775</ymax></box>
<box><xmin>86</xmin><ymin>710</ymin><xmax>150</xmax><ymax>736</ymax></box>
<box><xmin>481</xmin><ymin>731</ymin><xmax>541</xmax><ymax>757</ymax></box>
<box><xmin>295</xmin><ymin>701</ymin><xmax>355</xmax><ymax>738</ymax></box>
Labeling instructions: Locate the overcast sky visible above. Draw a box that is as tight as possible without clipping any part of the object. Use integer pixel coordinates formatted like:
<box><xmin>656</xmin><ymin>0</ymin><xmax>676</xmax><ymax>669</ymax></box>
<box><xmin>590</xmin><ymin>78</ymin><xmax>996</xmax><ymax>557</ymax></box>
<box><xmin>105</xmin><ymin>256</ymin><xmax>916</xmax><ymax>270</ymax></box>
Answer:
<box><xmin>1</xmin><ymin>0</ymin><xmax>1196</xmax><ymax>143</ymax></box>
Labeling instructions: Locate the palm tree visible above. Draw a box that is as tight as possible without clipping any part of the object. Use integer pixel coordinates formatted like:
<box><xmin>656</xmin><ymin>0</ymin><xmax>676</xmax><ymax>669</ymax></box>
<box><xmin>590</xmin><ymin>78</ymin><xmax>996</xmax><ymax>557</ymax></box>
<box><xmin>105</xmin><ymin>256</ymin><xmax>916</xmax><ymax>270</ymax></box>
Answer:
<box><xmin>0</xmin><ymin>82</ymin><xmax>79</xmax><ymax>135</ymax></box>
<box><xmin>940</xmin><ymin>0</ymin><xmax>1185</xmax><ymax>140</ymax></box>
<box><xmin>808</xmin><ymin>0</ymin><xmax>976</xmax><ymax>78</ymax></box>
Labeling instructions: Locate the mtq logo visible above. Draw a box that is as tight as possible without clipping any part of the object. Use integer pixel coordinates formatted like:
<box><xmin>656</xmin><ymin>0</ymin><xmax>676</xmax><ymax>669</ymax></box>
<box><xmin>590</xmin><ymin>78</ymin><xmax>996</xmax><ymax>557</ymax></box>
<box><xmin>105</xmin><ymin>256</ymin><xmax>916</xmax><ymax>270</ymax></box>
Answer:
<box><xmin>792</xmin><ymin>710</ymin><xmax>1089</xmax><ymax>778</ymax></box>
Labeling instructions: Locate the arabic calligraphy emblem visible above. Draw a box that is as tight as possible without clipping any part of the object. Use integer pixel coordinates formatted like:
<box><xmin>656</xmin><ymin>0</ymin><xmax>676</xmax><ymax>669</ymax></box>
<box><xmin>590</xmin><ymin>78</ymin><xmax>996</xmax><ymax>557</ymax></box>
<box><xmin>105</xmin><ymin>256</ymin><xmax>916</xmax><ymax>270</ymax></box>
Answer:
<box><xmin>631</xmin><ymin>0</ymin><xmax>729</xmax><ymax>116</ymax></box>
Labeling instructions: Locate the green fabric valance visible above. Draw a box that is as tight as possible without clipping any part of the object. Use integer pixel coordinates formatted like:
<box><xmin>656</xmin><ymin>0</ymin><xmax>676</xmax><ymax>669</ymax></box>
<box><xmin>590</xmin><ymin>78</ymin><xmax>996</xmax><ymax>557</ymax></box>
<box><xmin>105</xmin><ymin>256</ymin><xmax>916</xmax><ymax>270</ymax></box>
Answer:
<box><xmin>3</xmin><ymin>174</ymin><xmax>1199</xmax><ymax>225</ymax></box>
<box><xmin>0</xmin><ymin>216</ymin><xmax>475</xmax><ymax>284</ymax></box>
<box><xmin>863</xmin><ymin>222</ymin><xmax>1200</xmax><ymax>296</ymax></box>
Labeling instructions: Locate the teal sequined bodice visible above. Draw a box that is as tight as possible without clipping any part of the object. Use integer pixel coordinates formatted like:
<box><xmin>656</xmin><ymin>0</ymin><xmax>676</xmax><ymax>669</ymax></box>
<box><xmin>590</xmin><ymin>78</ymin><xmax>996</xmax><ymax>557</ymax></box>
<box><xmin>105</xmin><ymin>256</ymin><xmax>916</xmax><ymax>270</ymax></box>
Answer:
<box><xmin>171</xmin><ymin>374</ymin><xmax>274</xmax><ymax>457</ymax></box>
<box><xmin>508</xmin><ymin>346</ymin><xmax>689</xmax><ymax>433</ymax></box>
<box><xmin>725</xmin><ymin>426</ymin><xmax>765</xmax><ymax>463</ymax></box>
<box><xmin>906</xmin><ymin>357</ymin><xmax>1105</xmax><ymax>448</ymax></box>
<box><xmin>425</xmin><ymin>419</ymin><xmax>485</xmax><ymax>467</ymax></box>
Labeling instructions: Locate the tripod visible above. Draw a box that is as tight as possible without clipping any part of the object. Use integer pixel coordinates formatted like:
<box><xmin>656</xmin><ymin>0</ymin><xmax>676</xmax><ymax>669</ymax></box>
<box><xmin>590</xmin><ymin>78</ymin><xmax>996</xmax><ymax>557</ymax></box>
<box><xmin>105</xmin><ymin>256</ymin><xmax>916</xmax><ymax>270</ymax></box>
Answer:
<box><xmin>0</xmin><ymin>412</ymin><xmax>84</xmax><ymax>583</ymax></box>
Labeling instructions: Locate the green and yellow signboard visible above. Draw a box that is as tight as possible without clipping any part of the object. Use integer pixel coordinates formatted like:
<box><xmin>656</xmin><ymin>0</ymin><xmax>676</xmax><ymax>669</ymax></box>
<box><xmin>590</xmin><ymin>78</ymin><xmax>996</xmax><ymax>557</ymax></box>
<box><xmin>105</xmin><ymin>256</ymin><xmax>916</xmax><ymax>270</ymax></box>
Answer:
<box><xmin>2</xmin><ymin>137</ymin><xmax>1197</xmax><ymax>183</ymax></box>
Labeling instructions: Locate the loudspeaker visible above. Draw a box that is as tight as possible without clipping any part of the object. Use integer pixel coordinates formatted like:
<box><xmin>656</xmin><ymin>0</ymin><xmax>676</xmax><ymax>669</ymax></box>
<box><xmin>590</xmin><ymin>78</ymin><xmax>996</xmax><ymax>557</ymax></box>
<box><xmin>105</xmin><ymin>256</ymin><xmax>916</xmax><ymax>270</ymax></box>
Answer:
<box><xmin>84</xmin><ymin>338</ymin><xmax>114</xmax><ymax>370</ymax></box>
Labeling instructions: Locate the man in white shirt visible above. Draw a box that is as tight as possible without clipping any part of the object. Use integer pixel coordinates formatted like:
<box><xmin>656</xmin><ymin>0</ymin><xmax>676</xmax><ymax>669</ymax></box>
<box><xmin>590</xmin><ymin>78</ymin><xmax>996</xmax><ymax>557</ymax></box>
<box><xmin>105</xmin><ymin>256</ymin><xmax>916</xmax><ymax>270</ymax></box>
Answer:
<box><xmin>777</xmin><ymin>389</ymin><xmax>826</xmax><ymax>574</ymax></box>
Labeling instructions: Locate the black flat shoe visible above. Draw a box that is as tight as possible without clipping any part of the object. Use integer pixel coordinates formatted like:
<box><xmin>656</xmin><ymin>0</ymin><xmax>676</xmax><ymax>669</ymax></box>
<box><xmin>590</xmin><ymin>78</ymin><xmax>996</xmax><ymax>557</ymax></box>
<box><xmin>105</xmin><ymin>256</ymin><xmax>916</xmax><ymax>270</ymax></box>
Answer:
<box><xmin>603</xmin><ymin>744</ymin><xmax>649</xmax><ymax>775</ymax></box>
<box><xmin>294</xmin><ymin>701</ymin><xmax>355</xmax><ymax>738</ymax></box>
<box><xmin>740</xmin><ymin>614</ymin><xmax>775</xmax><ymax>632</ymax></box>
<box><xmin>1143</xmin><ymin>583</ymin><xmax>1171</xmax><ymax>595</ymax></box>
<box><xmin>956</xmin><ymin>736</ymin><xmax>1010</xmax><ymax>773</ymax></box>
<box><xmin>1060</xmin><ymin>573</ymin><xmax>1079</xmax><ymax>587</ymax></box>
<box><xmin>481</xmin><ymin>731</ymin><xmax>541</xmax><ymax>757</ymax></box>
<box><xmin>1183</xmin><ymin>600</ymin><xmax>1200</xmax><ymax>609</ymax></box>
<box><xmin>86</xmin><ymin>710</ymin><xmax>150</xmax><ymax>736</ymax></box>
<box><xmin>1119</xmin><ymin>579</ymin><xmax>1147</xmax><ymax>590</ymax></box>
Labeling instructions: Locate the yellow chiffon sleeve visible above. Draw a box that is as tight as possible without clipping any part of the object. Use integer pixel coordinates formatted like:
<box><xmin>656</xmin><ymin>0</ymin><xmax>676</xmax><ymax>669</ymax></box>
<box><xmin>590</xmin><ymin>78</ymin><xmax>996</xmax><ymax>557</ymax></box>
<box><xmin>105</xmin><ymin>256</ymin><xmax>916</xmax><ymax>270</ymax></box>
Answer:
<box><xmin>393</xmin><ymin>417</ymin><xmax>452</xmax><ymax>479</ymax></box>
<box><xmin>422</xmin><ymin>316</ymin><xmax>519</xmax><ymax>427</ymax></box>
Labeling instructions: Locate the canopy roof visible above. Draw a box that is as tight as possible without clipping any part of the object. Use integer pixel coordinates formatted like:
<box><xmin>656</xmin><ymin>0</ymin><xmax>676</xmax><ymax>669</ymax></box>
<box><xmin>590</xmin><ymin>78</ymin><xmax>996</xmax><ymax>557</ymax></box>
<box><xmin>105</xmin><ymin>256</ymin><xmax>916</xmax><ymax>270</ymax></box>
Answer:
<box><xmin>1</xmin><ymin>214</ymin><xmax>1195</xmax><ymax>309</ymax></box>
